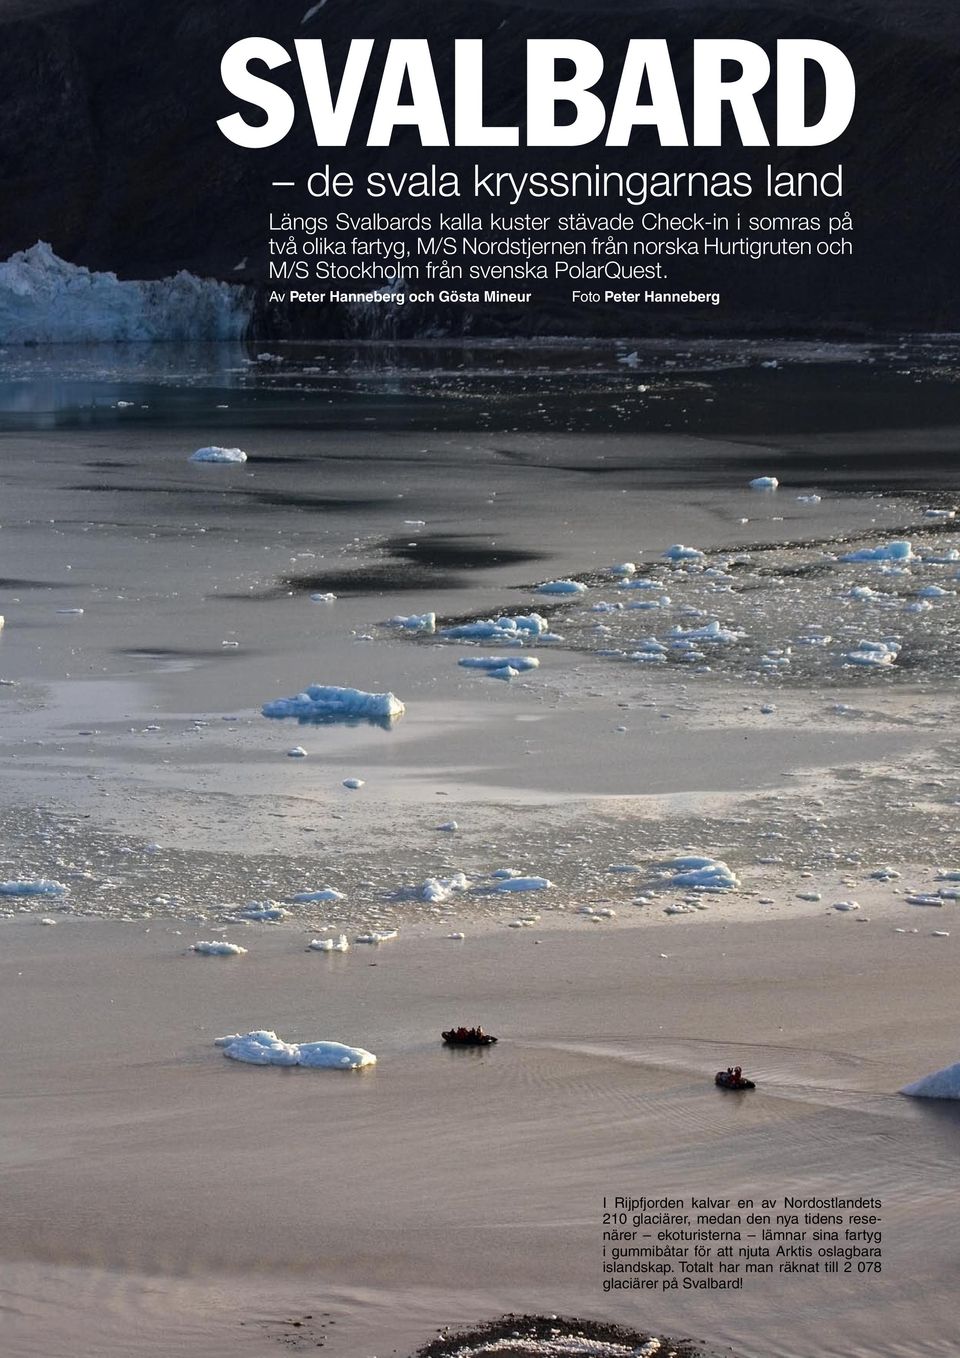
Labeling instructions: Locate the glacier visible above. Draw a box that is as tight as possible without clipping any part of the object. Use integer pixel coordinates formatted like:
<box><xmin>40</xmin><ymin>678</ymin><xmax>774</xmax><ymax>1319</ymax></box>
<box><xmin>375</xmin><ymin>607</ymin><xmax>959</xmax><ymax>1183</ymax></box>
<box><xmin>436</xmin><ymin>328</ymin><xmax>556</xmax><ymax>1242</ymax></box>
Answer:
<box><xmin>0</xmin><ymin>242</ymin><xmax>251</xmax><ymax>343</ymax></box>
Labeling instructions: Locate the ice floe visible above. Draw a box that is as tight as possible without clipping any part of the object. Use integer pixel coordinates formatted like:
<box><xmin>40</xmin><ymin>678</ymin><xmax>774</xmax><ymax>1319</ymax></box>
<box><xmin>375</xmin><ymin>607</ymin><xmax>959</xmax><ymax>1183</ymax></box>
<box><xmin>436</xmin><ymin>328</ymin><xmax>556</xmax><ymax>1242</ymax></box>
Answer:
<box><xmin>190</xmin><ymin>446</ymin><xmax>247</xmax><ymax>464</ymax></box>
<box><xmin>537</xmin><ymin>580</ymin><xmax>587</xmax><ymax>595</ymax></box>
<box><xmin>656</xmin><ymin>856</ymin><xmax>740</xmax><ymax>891</ymax></box>
<box><xmin>492</xmin><ymin>876</ymin><xmax>552</xmax><ymax>893</ymax></box>
<box><xmin>263</xmin><ymin>685</ymin><xmax>405</xmax><ymax>726</ymax></box>
<box><xmin>387</xmin><ymin>612</ymin><xmax>436</xmax><ymax>633</ymax></box>
<box><xmin>458</xmin><ymin>655</ymin><xmax>540</xmax><ymax>680</ymax></box>
<box><xmin>342</xmin><ymin>778</ymin><xmax>365</xmax><ymax>789</ymax></box>
<box><xmin>0</xmin><ymin>242</ymin><xmax>250</xmax><ymax>342</ymax></box>
<box><xmin>901</xmin><ymin>1061</ymin><xmax>960</xmax><ymax>1100</ymax></box>
<box><xmin>0</xmin><ymin>879</ymin><xmax>68</xmax><ymax>896</ymax></box>
<box><xmin>841</xmin><ymin>639</ymin><xmax>900</xmax><ymax>668</ymax></box>
<box><xmin>669</xmin><ymin>620</ymin><xmax>745</xmax><ymax>645</ymax></box>
<box><xmin>192</xmin><ymin>940</ymin><xmax>248</xmax><ymax>956</ymax></box>
<box><xmin>236</xmin><ymin>903</ymin><xmax>289</xmax><ymax>922</ymax></box>
<box><xmin>289</xmin><ymin>887</ymin><xmax>344</xmax><ymax>903</ymax></box>
<box><xmin>440</xmin><ymin>613</ymin><xmax>549</xmax><ymax>642</ymax></box>
<box><xmin>749</xmin><ymin>476</ymin><xmax>779</xmax><ymax>490</ymax></box>
<box><xmin>610</xmin><ymin>562</ymin><xmax>636</xmax><ymax>576</ymax></box>
<box><xmin>662</xmin><ymin>544</ymin><xmax>704</xmax><ymax>561</ymax></box>
<box><xmin>308</xmin><ymin>934</ymin><xmax>349</xmax><ymax>952</ymax></box>
<box><xmin>840</xmin><ymin>540</ymin><xmax>913</xmax><ymax>563</ymax></box>
<box><xmin>216</xmin><ymin>1031</ymin><xmax>375</xmax><ymax>1068</ymax></box>
<box><xmin>355</xmin><ymin>929</ymin><xmax>398</xmax><ymax>944</ymax></box>
<box><xmin>287</xmin><ymin>746</ymin><xmax>308</xmax><ymax>758</ymax></box>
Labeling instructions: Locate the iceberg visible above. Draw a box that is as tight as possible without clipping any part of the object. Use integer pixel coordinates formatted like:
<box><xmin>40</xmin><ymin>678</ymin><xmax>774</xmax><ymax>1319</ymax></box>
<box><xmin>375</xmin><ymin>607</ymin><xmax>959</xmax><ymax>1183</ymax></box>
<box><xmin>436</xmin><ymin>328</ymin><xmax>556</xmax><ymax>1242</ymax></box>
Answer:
<box><xmin>192</xmin><ymin>940</ymin><xmax>248</xmax><ymax>956</ymax></box>
<box><xmin>387</xmin><ymin>612</ymin><xmax>436</xmax><ymax>633</ymax></box>
<box><xmin>0</xmin><ymin>879</ymin><xmax>68</xmax><ymax>896</ymax></box>
<box><xmin>308</xmin><ymin>934</ymin><xmax>349</xmax><ymax>952</ymax></box>
<box><xmin>840</xmin><ymin>541</ymin><xmax>914</xmax><ymax>563</ymax></box>
<box><xmin>0</xmin><ymin>242</ymin><xmax>250</xmax><ymax>343</ymax></box>
<box><xmin>662</xmin><ymin>544</ymin><xmax>704</xmax><ymax>561</ymax></box>
<box><xmin>216</xmin><ymin>1030</ymin><xmax>375</xmax><ymax>1068</ymax></box>
<box><xmin>841</xmin><ymin>639</ymin><xmax>900</xmax><ymax>668</ymax></box>
<box><xmin>658</xmin><ymin>856</ymin><xmax>739</xmax><ymax>891</ymax></box>
<box><xmin>262</xmin><ymin>685</ymin><xmax>405</xmax><ymax>727</ymax></box>
<box><xmin>190</xmin><ymin>446</ymin><xmax>247</xmax><ymax>464</ymax></box>
<box><xmin>749</xmin><ymin>476</ymin><xmax>779</xmax><ymax>490</ymax></box>
<box><xmin>901</xmin><ymin>1061</ymin><xmax>960</xmax><ymax>1100</ymax></box>
<box><xmin>537</xmin><ymin>580</ymin><xmax>587</xmax><ymax>595</ymax></box>
<box><xmin>440</xmin><ymin>613</ymin><xmax>548</xmax><ymax>641</ymax></box>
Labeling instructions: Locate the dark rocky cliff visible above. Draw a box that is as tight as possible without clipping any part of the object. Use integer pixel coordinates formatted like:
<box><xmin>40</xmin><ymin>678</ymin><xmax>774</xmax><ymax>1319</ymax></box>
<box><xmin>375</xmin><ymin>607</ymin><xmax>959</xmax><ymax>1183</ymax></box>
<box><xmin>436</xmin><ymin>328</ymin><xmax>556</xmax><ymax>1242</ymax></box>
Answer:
<box><xmin>0</xmin><ymin>0</ymin><xmax>957</xmax><ymax>336</ymax></box>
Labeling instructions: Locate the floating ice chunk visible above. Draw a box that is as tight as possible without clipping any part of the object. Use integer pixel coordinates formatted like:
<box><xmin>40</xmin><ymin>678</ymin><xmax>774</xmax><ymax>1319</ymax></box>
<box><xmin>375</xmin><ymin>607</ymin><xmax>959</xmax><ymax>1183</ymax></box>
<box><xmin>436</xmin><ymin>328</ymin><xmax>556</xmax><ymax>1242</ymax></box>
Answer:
<box><xmin>192</xmin><ymin>940</ymin><xmax>248</xmax><ymax>955</ymax></box>
<box><xmin>309</xmin><ymin>934</ymin><xmax>349</xmax><ymax>952</ymax></box>
<box><xmin>902</xmin><ymin>1061</ymin><xmax>960</xmax><ymax>1099</ymax></box>
<box><xmin>342</xmin><ymin>777</ymin><xmax>365</xmax><ymax>789</ymax></box>
<box><xmin>906</xmin><ymin>894</ymin><xmax>944</xmax><ymax>907</ymax></box>
<box><xmin>662</xmin><ymin>544</ymin><xmax>704</xmax><ymax>561</ymax></box>
<box><xmin>797</xmin><ymin>891</ymin><xmax>822</xmax><ymax>902</ymax></box>
<box><xmin>0</xmin><ymin>242</ymin><xmax>250</xmax><ymax>342</ymax></box>
<box><xmin>56</xmin><ymin>607</ymin><xmax>84</xmax><ymax>615</ymax></box>
<box><xmin>217</xmin><ymin>1030</ymin><xmax>375</xmax><ymax>1068</ymax></box>
<box><xmin>440</xmin><ymin>613</ymin><xmax>548</xmax><ymax>641</ymax></box>
<box><xmin>420</xmin><ymin>873</ymin><xmax>469</xmax><ymax>903</ymax></box>
<box><xmin>263</xmin><ymin>685</ymin><xmax>404</xmax><ymax>726</ymax></box>
<box><xmin>290</xmin><ymin>887</ymin><xmax>344</xmax><ymax>903</ymax></box>
<box><xmin>537</xmin><ymin>579</ymin><xmax>587</xmax><ymax>595</ymax></box>
<box><xmin>493</xmin><ymin>876</ymin><xmax>552</xmax><ymax>893</ymax></box>
<box><xmin>797</xmin><ymin>633</ymin><xmax>832</xmax><ymax>646</ymax></box>
<box><xmin>310</xmin><ymin>592</ymin><xmax>337</xmax><ymax>603</ymax></box>
<box><xmin>0</xmin><ymin>879</ymin><xmax>68</xmax><ymax>896</ymax></box>
<box><xmin>236</xmin><ymin>903</ymin><xmax>289</xmax><ymax>921</ymax></box>
<box><xmin>669</xmin><ymin>619</ymin><xmax>745</xmax><ymax>645</ymax></box>
<box><xmin>458</xmin><ymin>655</ymin><xmax>540</xmax><ymax>674</ymax></box>
<box><xmin>387</xmin><ymin>612</ymin><xmax>436</xmax><ymax>633</ymax></box>
<box><xmin>447</xmin><ymin>931</ymin><xmax>465</xmax><ymax>940</ymax></box>
<box><xmin>610</xmin><ymin>562</ymin><xmax>636</xmax><ymax>575</ymax></box>
<box><xmin>869</xmin><ymin>867</ymin><xmax>900</xmax><ymax>880</ymax></box>
<box><xmin>749</xmin><ymin>476</ymin><xmax>779</xmax><ymax>490</ymax></box>
<box><xmin>355</xmin><ymin>930</ymin><xmax>397</xmax><ymax>944</ymax></box>
<box><xmin>658</xmin><ymin>856</ymin><xmax>739</xmax><ymax>891</ymax></box>
<box><xmin>840</xmin><ymin>540</ymin><xmax>913</xmax><ymax>562</ymax></box>
<box><xmin>841</xmin><ymin>639</ymin><xmax>900</xmax><ymax>668</ymax></box>
<box><xmin>618</xmin><ymin>577</ymin><xmax>659</xmax><ymax>590</ymax></box>
<box><xmin>796</xmin><ymin>494</ymin><xmax>822</xmax><ymax>503</ymax></box>
<box><xmin>832</xmin><ymin>901</ymin><xmax>860</xmax><ymax>911</ymax></box>
<box><xmin>436</xmin><ymin>821</ymin><xmax>458</xmax><ymax>832</ymax></box>
<box><xmin>923</xmin><ymin>508</ymin><xmax>955</xmax><ymax>520</ymax></box>
<box><xmin>627</xmin><ymin>595</ymin><xmax>671</xmax><ymax>611</ymax></box>
<box><xmin>916</xmin><ymin>585</ymin><xmax>951</xmax><ymax>597</ymax></box>
<box><xmin>190</xmin><ymin>446</ymin><xmax>247</xmax><ymax>464</ymax></box>
<box><xmin>287</xmin><ymin>746</ymin><xmax>308</xmax><ymax>758</ymax></box>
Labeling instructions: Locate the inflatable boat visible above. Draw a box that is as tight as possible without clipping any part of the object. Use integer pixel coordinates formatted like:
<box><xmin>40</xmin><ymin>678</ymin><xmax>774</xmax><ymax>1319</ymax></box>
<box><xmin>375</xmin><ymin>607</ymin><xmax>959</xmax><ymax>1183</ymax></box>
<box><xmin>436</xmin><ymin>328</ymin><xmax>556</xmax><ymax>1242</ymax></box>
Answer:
<box><xmin>715</xmin><ymin>1070</ymin><xmax>755</xmax><ymax>1090</ymax></box>
<box><xmin>442</xmin><ymin>1029</ymin><xmax>498</xmax><ymax>1047</ymax></box>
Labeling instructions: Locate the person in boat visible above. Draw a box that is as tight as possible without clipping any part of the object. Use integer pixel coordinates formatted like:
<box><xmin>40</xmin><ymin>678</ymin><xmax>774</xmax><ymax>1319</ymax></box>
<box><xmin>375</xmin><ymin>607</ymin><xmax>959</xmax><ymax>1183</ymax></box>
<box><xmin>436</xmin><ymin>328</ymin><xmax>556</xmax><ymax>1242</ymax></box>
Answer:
<box><xmin>734</xmin><ymin>1066</ymin><xmax>743</xmax><ymax>1083</ymax></box>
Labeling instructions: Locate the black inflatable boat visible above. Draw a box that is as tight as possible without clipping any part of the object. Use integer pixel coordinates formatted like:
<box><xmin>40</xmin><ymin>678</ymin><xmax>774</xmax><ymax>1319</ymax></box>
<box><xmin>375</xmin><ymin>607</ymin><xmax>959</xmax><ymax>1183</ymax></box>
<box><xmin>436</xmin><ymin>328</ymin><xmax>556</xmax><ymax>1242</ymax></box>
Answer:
<box><xmin>442</xmin><ymin>1029</ymin><xmax>498</xmax><ymax>1047</ymax></box>
<box><xmin>715</xmin><ymin>1070</ymin><xmax>755</xmax><ymax>1090</ymax></box>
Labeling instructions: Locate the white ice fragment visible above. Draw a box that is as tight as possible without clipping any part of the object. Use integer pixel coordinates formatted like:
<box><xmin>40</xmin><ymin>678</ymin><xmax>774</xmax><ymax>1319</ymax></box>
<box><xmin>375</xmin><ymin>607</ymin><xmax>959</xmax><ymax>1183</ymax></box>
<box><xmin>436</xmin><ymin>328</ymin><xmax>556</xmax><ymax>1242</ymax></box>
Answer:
<box><xmin>840</xmin><ymin>540</ymin><xmax>913</xmax><ymax>562</ymax></box>
<box><xmin>906</xmin><ymin>894</ymin><xmax>944</xmax><ymax>907</ymax></box>
<box><xmin>458</xmin><ymin>655</ymin><xmax>540</xmax><ymax>675</ymax></box>
<box><xmin>749</xmin><ymin>476</ymin><xmax>779</xmax><ymax>490</ymax></box>
<box><xmin>309</xmin><ymin>934</ymin><xmax>349</xmax><ymax>952</ymax></box>
<box><xmin>216</xmin><ymin>1030</ymin><xmax>375</xmax><ymax>1068</ymax></box>
<box><xmin>236</xmin><ymin>904</ymin><xmax>289</xmax><ymax>921</ymax></box>
<box><xmin>290</xmin><ymin>887</ymin><xmax>344</xmax><ymax>903</ymax></box>
<box><xmin>610</xmin><ymin>562</ymin><xmax>636</xmax><ymax>575</ymax></box>
<box><xmin>387</xmin><ymin>612</ymin><xmax>436</xmax><ymax>633</ymax></box>
<box><xmin>342</xmin><ymin>778</ymin><xmax>365</xmax><ymax>789</ymax></box>
<box><xmin>310</xmin><ymin>592</ymin><xmax>337</xmax><ymax>603</ymax></box>
<box><xmin>192</xmin><ymin>940</ymin><xmax>248</xmax><ymax>956</ymax></box>
<box><xmin>493</xmin><ymin>876</ymin><xmax>552</xmax><ymax>893</ymax></box>
<box><xmin>440</xmin><ymin>613</ymin><xmax>549</xmax><ymax>642</ymax></box>
<box><xmin>841</xmin><ymin>639</ymin><xmax>900</xmax><ymax>668</ymax></box>
<box><xmin>355</xmin><ymin>930</ymin><xmax>397</xmax><ymax>944</ymax></box>
<box><xmin>436</xmin><ymin>821</ymin><xmax>458</xmax><ymax>832</ymax></box>
<box><xmin>832</xmin><ymin>901</ymin><xmax>860</xmax><ymax>911</ymax></box>
<box><xmin>263</xmin><ymin>685</ymin><xmax>405</xmax><ymax>724</ymax></box>
<box><xmin>669</xmin><ymin>619</ymin><xmax>745</xmax><ymax>645</ymax></box>
<box><xmin>902</xmin><ymin>1061</ymin><xmax>960</xmax><ymax>1099</ymax></box>
<box><xmin>923</xmin><ymin>508</ymin><xmax>955</xmax><ymax>520</ymax></box>
<box><xmin>657</xmin><ymin>856</ymin><xmax>739</xmax><ymax>891</ymax></box>
<box><xmin>0</xmin><ymin>879</ymin><xmax>68</xmax><ymax>896</ymax></box>
<box><xmin>796</xmin><ymin>494</ymin><xmax>822</xmax><ymax>503</ymax></box>
<box><xmin>537</xmin><ymin>579</ymin><xmax>587</xmax><ymax>595</ymax></box>
<box><xmin>287</xmin><ymin>746</ymin><xmax>308</xmax><ymax>758</ymax></box>
<box><xmin>190</xmin><ymin>446</ymin><xmax>247</xmax><ymax>464</ymax></box>
<box><xmin>662</xmin><ymin>544</ymin><xmax>704</xmax><ymax>561</ymax></box>
<box><xmin>797</xmin><ymin>891</ymin><xmax>822</xmax><ymax>902</ymax></box>
<box><xmin>420</xmin><ymin>873</ymin><xmax>469</xmax><ymax>903</ymax></box>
